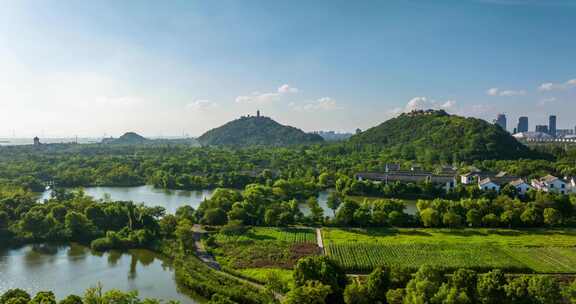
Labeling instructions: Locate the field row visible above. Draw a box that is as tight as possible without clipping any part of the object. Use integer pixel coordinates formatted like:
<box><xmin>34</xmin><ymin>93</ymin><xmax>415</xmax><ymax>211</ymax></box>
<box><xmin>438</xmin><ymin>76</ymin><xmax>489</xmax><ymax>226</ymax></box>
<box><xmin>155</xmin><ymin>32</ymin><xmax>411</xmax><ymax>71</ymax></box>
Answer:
<box><xmin>325</xmin><ymin>242</ymin><xmax>576</xmax><ymax>273</ymax></box>
<box><xmin>216</xmin><ymin>227</ymin><xmax>316</xmax><ymax>244</ymax></box>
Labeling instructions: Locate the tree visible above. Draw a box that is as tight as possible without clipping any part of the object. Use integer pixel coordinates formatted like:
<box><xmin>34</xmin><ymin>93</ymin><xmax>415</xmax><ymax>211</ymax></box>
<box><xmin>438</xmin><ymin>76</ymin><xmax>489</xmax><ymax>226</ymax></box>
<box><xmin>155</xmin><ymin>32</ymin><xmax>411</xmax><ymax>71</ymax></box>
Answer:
<box><xmin>520</xmin><ymin>207</ymin><xmax>541</xmax><ymax>226</ymax></box>
<box><xmin>504</xmin><ymin>276</ymin><xmax>531</xmax><ymax>304</ymax></box>
<box><xmin>466</xmin><ymin>209</ymin><xmax>482</xmax><ymax>227</ymax></box>
<box><xmin>293</xmin><ymin>256</ymin><xmax>347</xmax><ymax>303</ymax></box>
<box><xmin>386</xmin><ymin>289</ymin><xmax>405</xmax><ymax>304</ymax></box>
<box><xmin>481</xmin><ymin>213</ymin><xmax>499</xmax><ymax>228</ymax></box>
<box><xmin>420</xmin><ymin>208</ymin><xmax>440</xmax><ymax>227</ymax></box>
<box><xmin>543</xmin><ymin>208</ymin><xmax>561</xmax><ymax>226</ymax></box>
<box><xmin>403</xmin><ymin>265</ymin><xmax>444</xmax><ymax>304</ymax></box>
<box><xmin>366</xmin><ymin>267</ymin><xmax>391</xmax><ymax>302</ymax></box>
<box><xmin>477</xmin><ymin>270</ymin><xmax>506</xmax><ymax>304</ymax></box>
<box><xmin>283</xmin><ymin>281</ymin><xmax>332</xmax><ymax>304</ymax></box>
<box><xmin>307</xmin><ymin>197</ymin><xmax>324</xmax><ymax>224</ymax></box>
<box><xmin>343</xmin><ymin>281</ymin><xmax>370</xmax><ymax>304</ymax></box>
<box><xmin>175</xmin><ymin>219</ymin><xmax>194</xmax><ymax>252</ymax></box>
<box><xmin>565</xmin><ymin>278</ymin><xmax>576</xmax><ymax>304</ymax></box>
<box><xmin>58</xmin><ymin>295</ymin><xmax>83</xmax><ymax>304</ymax></box>
<box><xmin>528</xmin><ymin>276</ymin><xmax>561</xmax><ymax>304</ymax></box>
<box><xmin>65</xmin><ymin>212</ymin><xmax>95</xmax><ymax>241</ymax></box>
<box><xmin>30</xmin><ymin>291</ymin><xmax>56</xmax><ymax>304</ymax></box>
<box><xmin>200</xmin><ymin>208</ymin><xmax>227</xmax><ymax>226</ymax></box>
<box><xmin>443</xmin><ymin>211</ymin><xmax>462</xmax><ymax>228</ymax></box>
<box><xmin>0</xmin><ymin>289</ymin><xmax>31</xmax><ymax>304</ymax></box>
<box><xmin>326</xmin><ymin>192</ymin><xmax>343</xmax><ymax>217</ymax></box>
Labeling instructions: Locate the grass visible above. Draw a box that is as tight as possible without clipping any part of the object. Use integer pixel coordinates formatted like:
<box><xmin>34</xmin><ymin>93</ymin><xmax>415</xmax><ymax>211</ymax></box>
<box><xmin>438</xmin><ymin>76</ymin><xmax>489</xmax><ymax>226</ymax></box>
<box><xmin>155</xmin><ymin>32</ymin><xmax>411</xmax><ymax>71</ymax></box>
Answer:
<box><xmin>322</xmin><ymin>228</ymin><xmax>576</xmax><ymax>273</ymax></box>
<box><xmin>237</xmin><ymin>268</ymin><xmax>294</xmax><ymax>290</ymax></box>
<box><xmin>213</xmin><ymin>227</ymin><xmax>319</xmax><ymax>270</ymax></box>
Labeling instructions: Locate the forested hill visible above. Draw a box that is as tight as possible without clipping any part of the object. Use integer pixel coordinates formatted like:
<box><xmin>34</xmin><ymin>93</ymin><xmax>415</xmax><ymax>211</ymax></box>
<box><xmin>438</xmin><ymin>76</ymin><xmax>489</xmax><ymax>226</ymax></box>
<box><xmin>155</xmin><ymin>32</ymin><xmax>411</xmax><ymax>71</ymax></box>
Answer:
<box><xmin>198</xmin><ymin>116</ymin><xmax>324</xmax><ymax>146</ymax></box>
<box><xmin>349</xmin><ymin>110</ymin><xmax>543</xmax><ymax>161</ymax></box>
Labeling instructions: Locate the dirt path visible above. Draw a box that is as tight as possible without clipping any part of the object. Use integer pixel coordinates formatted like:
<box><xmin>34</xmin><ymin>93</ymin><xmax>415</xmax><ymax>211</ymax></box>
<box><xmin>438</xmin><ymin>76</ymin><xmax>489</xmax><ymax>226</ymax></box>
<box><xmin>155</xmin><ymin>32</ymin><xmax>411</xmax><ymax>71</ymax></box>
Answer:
<box><xmin>316</xmin><ymin>228</ymin><xmax>324</xmax><ymax>254</ymax></box>
<box><xmin>191</xmin><ymin>224</ymin><xmax>284</xmax><ymax>301</ymax></box>
<box><xmin>192</xmin><ymin>224</ymin><xmax>221</xmax><ymax>270</ymax></box>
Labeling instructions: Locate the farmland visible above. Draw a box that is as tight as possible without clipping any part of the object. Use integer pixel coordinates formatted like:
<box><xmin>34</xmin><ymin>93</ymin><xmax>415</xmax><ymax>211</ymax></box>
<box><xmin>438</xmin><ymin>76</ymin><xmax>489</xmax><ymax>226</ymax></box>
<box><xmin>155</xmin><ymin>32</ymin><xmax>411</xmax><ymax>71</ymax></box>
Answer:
<box><xmin>211</xmin><ymin>227</ymin><xmax>319</xmax><ymax>271</ymax></box>
<box><xmin>323</xmin><ymin>228</ymin><xmax>576</xmax><ymax>273</ymax></box>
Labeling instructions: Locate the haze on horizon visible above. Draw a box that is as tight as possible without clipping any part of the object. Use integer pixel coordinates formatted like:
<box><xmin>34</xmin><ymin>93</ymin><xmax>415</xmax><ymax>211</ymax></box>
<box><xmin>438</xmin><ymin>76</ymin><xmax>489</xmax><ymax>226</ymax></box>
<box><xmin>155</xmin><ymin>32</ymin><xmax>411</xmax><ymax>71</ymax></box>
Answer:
<box><xmin>0</xmin><ymin>0</ymin><xmax>575</xmax><ymax>138</ymax></box>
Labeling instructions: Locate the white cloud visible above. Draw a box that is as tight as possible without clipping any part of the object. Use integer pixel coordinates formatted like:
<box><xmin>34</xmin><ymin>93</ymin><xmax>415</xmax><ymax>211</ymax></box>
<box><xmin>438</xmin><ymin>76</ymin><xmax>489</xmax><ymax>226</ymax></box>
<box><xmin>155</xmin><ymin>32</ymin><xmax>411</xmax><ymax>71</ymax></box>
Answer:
<box><xmin>404</xmin><ymin>96</ymin><xmax>457</xmax><ymax>112</ymax></box>
<box><xmin>486</xmin><ymin>88</ymin><xmax>526</xmax><ymax>96</ymax></box>
<box><xmin>291</xmin><ymin>97</ymin><xmax>342</xmax><ymax>112</ymax></box>
<box><xmin>538</xmin><ymin>78</ymin><xmax>576</xmax><ymax>91</ymax></box>
<box><xmin>235</xmin><ymin>84</ymin><xmax>299</xmax><ymax>104</ymax></box>
<box><xmin>186</xmin><ymin>99</ymin><xmax>218</xmax><ymax>111</ymax></box>
<box><xmin>277</xmin><ymin>84</ymin><xmax>299</xmax><ymax>94</ymax></box>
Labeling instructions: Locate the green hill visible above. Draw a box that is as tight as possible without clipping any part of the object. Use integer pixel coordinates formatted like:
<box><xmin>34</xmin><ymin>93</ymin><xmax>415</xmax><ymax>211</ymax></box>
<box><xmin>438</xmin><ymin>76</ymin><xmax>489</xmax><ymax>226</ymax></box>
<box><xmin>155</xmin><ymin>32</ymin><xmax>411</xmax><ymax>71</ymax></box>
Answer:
<box><xmin>349</xmin><ymin>110</ymin><xmax>541</xmax><ymax>161</ymax></box>
<box><xmin>198</xmin><ymin>116</ymin><xmax>324</xmax><ymax>146</ymax></box>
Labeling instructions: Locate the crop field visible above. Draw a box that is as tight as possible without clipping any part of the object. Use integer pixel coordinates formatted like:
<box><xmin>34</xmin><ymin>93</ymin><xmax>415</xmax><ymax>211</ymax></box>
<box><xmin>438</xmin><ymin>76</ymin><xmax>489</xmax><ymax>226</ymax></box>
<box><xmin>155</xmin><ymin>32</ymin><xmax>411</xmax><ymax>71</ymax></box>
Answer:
<box><xmin>216</xmin><ymin>227</ymin><xmax>316</xmax><ymax>243</ymax></box>
<box><xmin>213</xmin><ymin>227</ymin><xmax>319</xmax><ymax>270</ymax></box>
<box><xmin>323</xmin><ymin>228</ymin><xmax>576</xmax><ymax>273</ymax></box>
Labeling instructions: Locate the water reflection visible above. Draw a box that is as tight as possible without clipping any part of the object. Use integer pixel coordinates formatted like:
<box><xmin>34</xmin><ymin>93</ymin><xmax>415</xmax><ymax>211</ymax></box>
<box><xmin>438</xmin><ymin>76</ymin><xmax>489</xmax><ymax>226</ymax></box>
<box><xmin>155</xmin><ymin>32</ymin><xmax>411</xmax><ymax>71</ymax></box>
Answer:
<box><xmin>0</xmin><ymin>244</ymin><xmax>197</xmax><ymax>303</ymax></box>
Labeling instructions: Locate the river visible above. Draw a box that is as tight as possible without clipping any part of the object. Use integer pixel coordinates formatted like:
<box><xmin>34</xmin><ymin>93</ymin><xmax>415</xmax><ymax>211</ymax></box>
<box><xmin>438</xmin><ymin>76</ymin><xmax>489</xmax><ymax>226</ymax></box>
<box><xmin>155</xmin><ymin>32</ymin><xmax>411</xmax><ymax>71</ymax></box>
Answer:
<box><xmin>0</xmin><ymin>243</ymin><xmax>200</xmax><ymax>303</ymax></box>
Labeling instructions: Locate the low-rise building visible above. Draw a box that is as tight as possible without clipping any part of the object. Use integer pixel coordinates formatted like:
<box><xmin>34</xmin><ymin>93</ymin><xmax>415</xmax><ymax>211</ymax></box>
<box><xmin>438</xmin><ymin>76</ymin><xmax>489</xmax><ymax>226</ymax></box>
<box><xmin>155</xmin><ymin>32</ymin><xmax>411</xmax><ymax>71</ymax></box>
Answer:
<box><xmin>531</xmin><ymin>175</ymin><xmax>568</xmax><ymax>194</ymax></box>
<box><xmin>509</xmin><ymin>179</ymin><xmax>532</xmax><ymax>195</ymax></box>
<box><xmin>479</xmin><ymin>178</ymin><xmax>500</xmax><ymax>192</ymax></box>
<box><xmin>355</xmin><ymin>172</ymin><xmax>457</xmax><ymax>192</ymax></box>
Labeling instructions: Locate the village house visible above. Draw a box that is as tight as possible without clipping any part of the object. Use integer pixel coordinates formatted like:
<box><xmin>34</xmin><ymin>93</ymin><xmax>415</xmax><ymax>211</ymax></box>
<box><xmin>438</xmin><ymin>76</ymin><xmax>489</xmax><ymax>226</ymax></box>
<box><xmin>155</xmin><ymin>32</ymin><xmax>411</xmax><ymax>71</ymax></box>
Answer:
<box><xmin>531</xmin><ymin>175</ymin><xmax>568</xmax><ymax>194</ymax></box>
<box><xmin>509</xmin><ymin>179</ymin><xmax>532</xmax><ymax>195</ymax></box>
<box><xmin>478</xmin><ymin>178</ymin><xmax>500</xmax><ymax>192</ymax></box>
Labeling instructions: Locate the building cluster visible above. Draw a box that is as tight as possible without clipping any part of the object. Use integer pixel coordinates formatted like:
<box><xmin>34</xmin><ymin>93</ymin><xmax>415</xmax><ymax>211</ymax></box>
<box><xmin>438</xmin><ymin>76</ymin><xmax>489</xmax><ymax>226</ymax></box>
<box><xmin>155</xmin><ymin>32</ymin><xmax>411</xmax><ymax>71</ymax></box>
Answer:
<box><xmin>356</xmin><ymin>164</ymin><xmax>576</xmax><ymax>195</ymax></box>
<box><xmin>494</xmin><ymin>113</ymin><xmax>576</xmax><ymax>141</ymax></box>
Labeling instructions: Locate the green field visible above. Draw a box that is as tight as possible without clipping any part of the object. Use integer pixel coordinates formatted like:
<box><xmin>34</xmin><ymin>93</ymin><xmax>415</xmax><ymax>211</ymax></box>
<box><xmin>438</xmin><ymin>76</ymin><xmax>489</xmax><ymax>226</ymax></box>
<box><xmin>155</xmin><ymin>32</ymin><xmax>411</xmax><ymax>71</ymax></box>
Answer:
<box><xmin>323</xmin><ymin>228</ymin><xmax>576</xmax><ymax>273</ymax></box>
<box><xmin>215</xmin><ymin>227</ymin><xmax>317</xmax><ymax>244</ymax></box>
<box><xmin>212</xmin><ymin>227</ymin><xmax>318</xmax><ymax>270</ymax></box>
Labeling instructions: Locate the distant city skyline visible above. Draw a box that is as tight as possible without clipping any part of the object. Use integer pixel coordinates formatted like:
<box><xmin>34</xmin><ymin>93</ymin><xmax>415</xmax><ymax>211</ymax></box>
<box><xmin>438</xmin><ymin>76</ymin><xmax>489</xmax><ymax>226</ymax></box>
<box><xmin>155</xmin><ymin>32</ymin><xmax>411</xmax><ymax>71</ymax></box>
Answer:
<box><xmin>1</xmin><ymin>1</ymin><xmax>575</xmax><ymax>137</ymax></box>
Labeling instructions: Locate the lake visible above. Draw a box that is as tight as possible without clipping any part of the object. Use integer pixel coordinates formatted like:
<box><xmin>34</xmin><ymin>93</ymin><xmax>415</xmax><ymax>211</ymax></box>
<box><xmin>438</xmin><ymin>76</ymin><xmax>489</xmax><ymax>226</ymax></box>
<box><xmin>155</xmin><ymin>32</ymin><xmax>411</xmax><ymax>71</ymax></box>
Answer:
<box><xmin>40</xmin><ymin>186</ymin><xmax>336</xmax><ymax>216</ymax></box>
<box><xmin>0</xmin><ymin>243</ymin><xmax>200</xmax><ymax>303</ymax></box>
<box><xmin>40</xmin><ymin>186</ymin><xmax>213</xmax><ymax>214</ymax></box>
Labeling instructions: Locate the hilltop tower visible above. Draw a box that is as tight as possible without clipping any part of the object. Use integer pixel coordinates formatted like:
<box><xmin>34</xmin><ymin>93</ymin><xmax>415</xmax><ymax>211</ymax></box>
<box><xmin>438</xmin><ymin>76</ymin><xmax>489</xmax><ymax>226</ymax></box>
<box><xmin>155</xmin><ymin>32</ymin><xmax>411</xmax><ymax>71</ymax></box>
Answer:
<box><xmin>257</xmin><ymin>110</ymin><xmax>261</xmax><ymax>118</ymax></box>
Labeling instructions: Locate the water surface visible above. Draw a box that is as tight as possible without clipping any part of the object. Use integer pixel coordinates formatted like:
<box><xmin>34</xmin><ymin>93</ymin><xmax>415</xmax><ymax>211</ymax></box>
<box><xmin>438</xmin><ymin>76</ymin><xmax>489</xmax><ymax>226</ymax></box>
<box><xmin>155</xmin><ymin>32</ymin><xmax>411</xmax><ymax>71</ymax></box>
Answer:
<box><xmin>0</xmin><ymin>244</ymin><xmax>199</xmax><ymax>303</ymax></box>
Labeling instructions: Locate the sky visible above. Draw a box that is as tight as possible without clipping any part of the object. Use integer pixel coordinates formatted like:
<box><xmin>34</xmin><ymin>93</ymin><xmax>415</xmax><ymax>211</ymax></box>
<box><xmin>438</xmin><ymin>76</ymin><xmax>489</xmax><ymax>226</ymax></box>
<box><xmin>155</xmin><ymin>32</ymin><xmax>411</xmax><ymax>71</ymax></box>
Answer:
<box><xmin>0</xmin><ymin>0</ymin><xmax>575</xmax><ymax>138</ymax></box>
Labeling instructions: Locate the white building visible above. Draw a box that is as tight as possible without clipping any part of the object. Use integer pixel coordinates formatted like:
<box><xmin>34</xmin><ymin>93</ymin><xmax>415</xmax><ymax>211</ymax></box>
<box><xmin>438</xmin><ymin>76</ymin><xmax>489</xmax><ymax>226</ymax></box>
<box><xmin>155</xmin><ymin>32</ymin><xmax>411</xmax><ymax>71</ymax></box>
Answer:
<box><xmin>509</xmin><ymin>179</ymin><xmax>532</xmax><ymax>195</ymax></box>
<box><xmin>479</xmin><ymin>178</ymin><xmax>500</xmax><ymax>192</ymax></box>
<box><xmin>531</xmin><ymin>175</ymin><xmax>568</xmax><ymax>194</ymax></box>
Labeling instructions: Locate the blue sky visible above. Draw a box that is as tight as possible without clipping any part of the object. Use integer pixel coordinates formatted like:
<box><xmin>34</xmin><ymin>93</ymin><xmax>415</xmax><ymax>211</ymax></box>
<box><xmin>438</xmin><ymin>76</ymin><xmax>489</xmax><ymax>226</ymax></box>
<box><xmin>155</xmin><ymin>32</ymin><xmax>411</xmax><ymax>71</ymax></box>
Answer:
<box><xmin>0</xmin><ymin>0</ymin><xmax>575</xmax><ymax>137</ymax></box>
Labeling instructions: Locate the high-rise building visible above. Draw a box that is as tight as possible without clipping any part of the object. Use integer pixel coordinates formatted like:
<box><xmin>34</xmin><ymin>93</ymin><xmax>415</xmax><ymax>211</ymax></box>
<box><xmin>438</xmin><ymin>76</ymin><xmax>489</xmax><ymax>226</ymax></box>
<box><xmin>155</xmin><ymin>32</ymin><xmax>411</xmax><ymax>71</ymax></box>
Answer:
<box><xmin>517</xmin><ymin>116</ymin><xmax>528</xmax><ymax>133</ymax></box>
<box><xmin>494</xmin><ymin>114</ymin><xmax>507</xmax><ymax>131</ymax></box>
<box><xmin>549</xmin><ymin>115</ymin><xmax>557</xmax><ymax>137</ymax></box>
<box><xmin>535</xmin><ymin>125</ymin><xmax>549</xmax><ymax>134</ymax></box>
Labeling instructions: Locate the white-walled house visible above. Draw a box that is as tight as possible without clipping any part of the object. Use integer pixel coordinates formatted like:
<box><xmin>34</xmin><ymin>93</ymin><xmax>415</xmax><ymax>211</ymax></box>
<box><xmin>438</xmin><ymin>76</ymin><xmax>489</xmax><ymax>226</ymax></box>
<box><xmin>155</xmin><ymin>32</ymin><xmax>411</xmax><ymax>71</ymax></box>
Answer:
<box><xmin>509</xmin><ymin>179</ymin><xmax>532</xmax><ymax>195</ymax></box>
<box><xmin>461</xmin><ymin>172</ymin><xmax>475</xmax><ymax>185</ymax></box>
<box><xmin>531</xmin><ymin>175</ymin><xmax>568</xmax><ymax>194</ymax></box>
<box><xmin>479</xmin><ymin>178</ymin><xmax>500</xmax><ymax>192</ymax></box>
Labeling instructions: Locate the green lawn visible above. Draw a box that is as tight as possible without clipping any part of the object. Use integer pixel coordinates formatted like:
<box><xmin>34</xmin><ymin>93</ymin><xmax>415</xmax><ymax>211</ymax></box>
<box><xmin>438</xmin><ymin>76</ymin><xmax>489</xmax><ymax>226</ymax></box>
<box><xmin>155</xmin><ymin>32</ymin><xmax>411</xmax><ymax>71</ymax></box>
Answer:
<box><xmin>322</xmin><ymin>228</ymin><xmax>576</xmax><ymax>273</ymax></box>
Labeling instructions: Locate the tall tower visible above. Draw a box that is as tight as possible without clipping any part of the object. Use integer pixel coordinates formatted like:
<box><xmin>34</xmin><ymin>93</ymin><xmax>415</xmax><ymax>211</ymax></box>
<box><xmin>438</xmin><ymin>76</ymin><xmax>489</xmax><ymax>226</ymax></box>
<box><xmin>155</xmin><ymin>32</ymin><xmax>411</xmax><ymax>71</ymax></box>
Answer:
<box><xmin>517</xmin><ymin>116</ymin><xmax>529</xmax><ymax>133</ymax></box>
<box><xmin>257</xmin><ymin>110</ymin><xmax>261</xmax><ymax>118</ymax></box>
<box><xmin>494</xmin><ymin>114</ymin><xmax>507</xmax><ymax>131</ymax></box>
<box><xmin>549</xmin><ymin>115</ymin><xmax>557</xmax><ymax>137</ymax></box>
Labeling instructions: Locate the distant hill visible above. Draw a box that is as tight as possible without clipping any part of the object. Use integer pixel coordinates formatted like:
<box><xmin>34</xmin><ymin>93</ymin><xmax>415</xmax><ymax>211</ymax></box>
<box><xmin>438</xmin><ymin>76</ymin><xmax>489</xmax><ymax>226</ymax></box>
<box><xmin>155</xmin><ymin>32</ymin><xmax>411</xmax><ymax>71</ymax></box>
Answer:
<box><xmin>349</xmin><ymin>110</ymin><xmax>542</xmax><ymax>161</ymax></box>
<box><xmin>198</xmin><ymin>115</ymin><xmax>324</xmax><ymax>146</ymax></box>
<box><xmin>102</xmin><ymin>132</ymin><xmax>148</xmax><ymax>145</ymax></box>
<box><xmin>101</xmin><ymin>132</ymin><xmax>199</xmax><ymax>146</ymax></box>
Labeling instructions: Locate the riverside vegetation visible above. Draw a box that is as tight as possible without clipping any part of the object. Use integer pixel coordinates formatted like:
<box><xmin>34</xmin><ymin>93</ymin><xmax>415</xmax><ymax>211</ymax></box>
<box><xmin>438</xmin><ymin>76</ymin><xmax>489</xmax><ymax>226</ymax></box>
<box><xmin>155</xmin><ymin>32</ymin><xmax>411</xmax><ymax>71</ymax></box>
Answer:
<box><xmin>3</xmin><ymin>111</ymin><xmax>576</xmax><ymax>303</ymax></box>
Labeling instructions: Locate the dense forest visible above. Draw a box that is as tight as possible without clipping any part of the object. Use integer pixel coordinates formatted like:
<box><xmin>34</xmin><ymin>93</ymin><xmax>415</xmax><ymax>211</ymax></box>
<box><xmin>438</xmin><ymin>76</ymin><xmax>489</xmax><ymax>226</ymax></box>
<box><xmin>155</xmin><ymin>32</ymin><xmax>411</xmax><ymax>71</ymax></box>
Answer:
<box><xmin>349</xmin><ymin>110</ymin><xmax>544</xmax><ymax>161</ymax></box>
<box><xmin>198</xmin><ymin>115</ymin><xmax>324</xmax><ymax>147</ymax></box>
